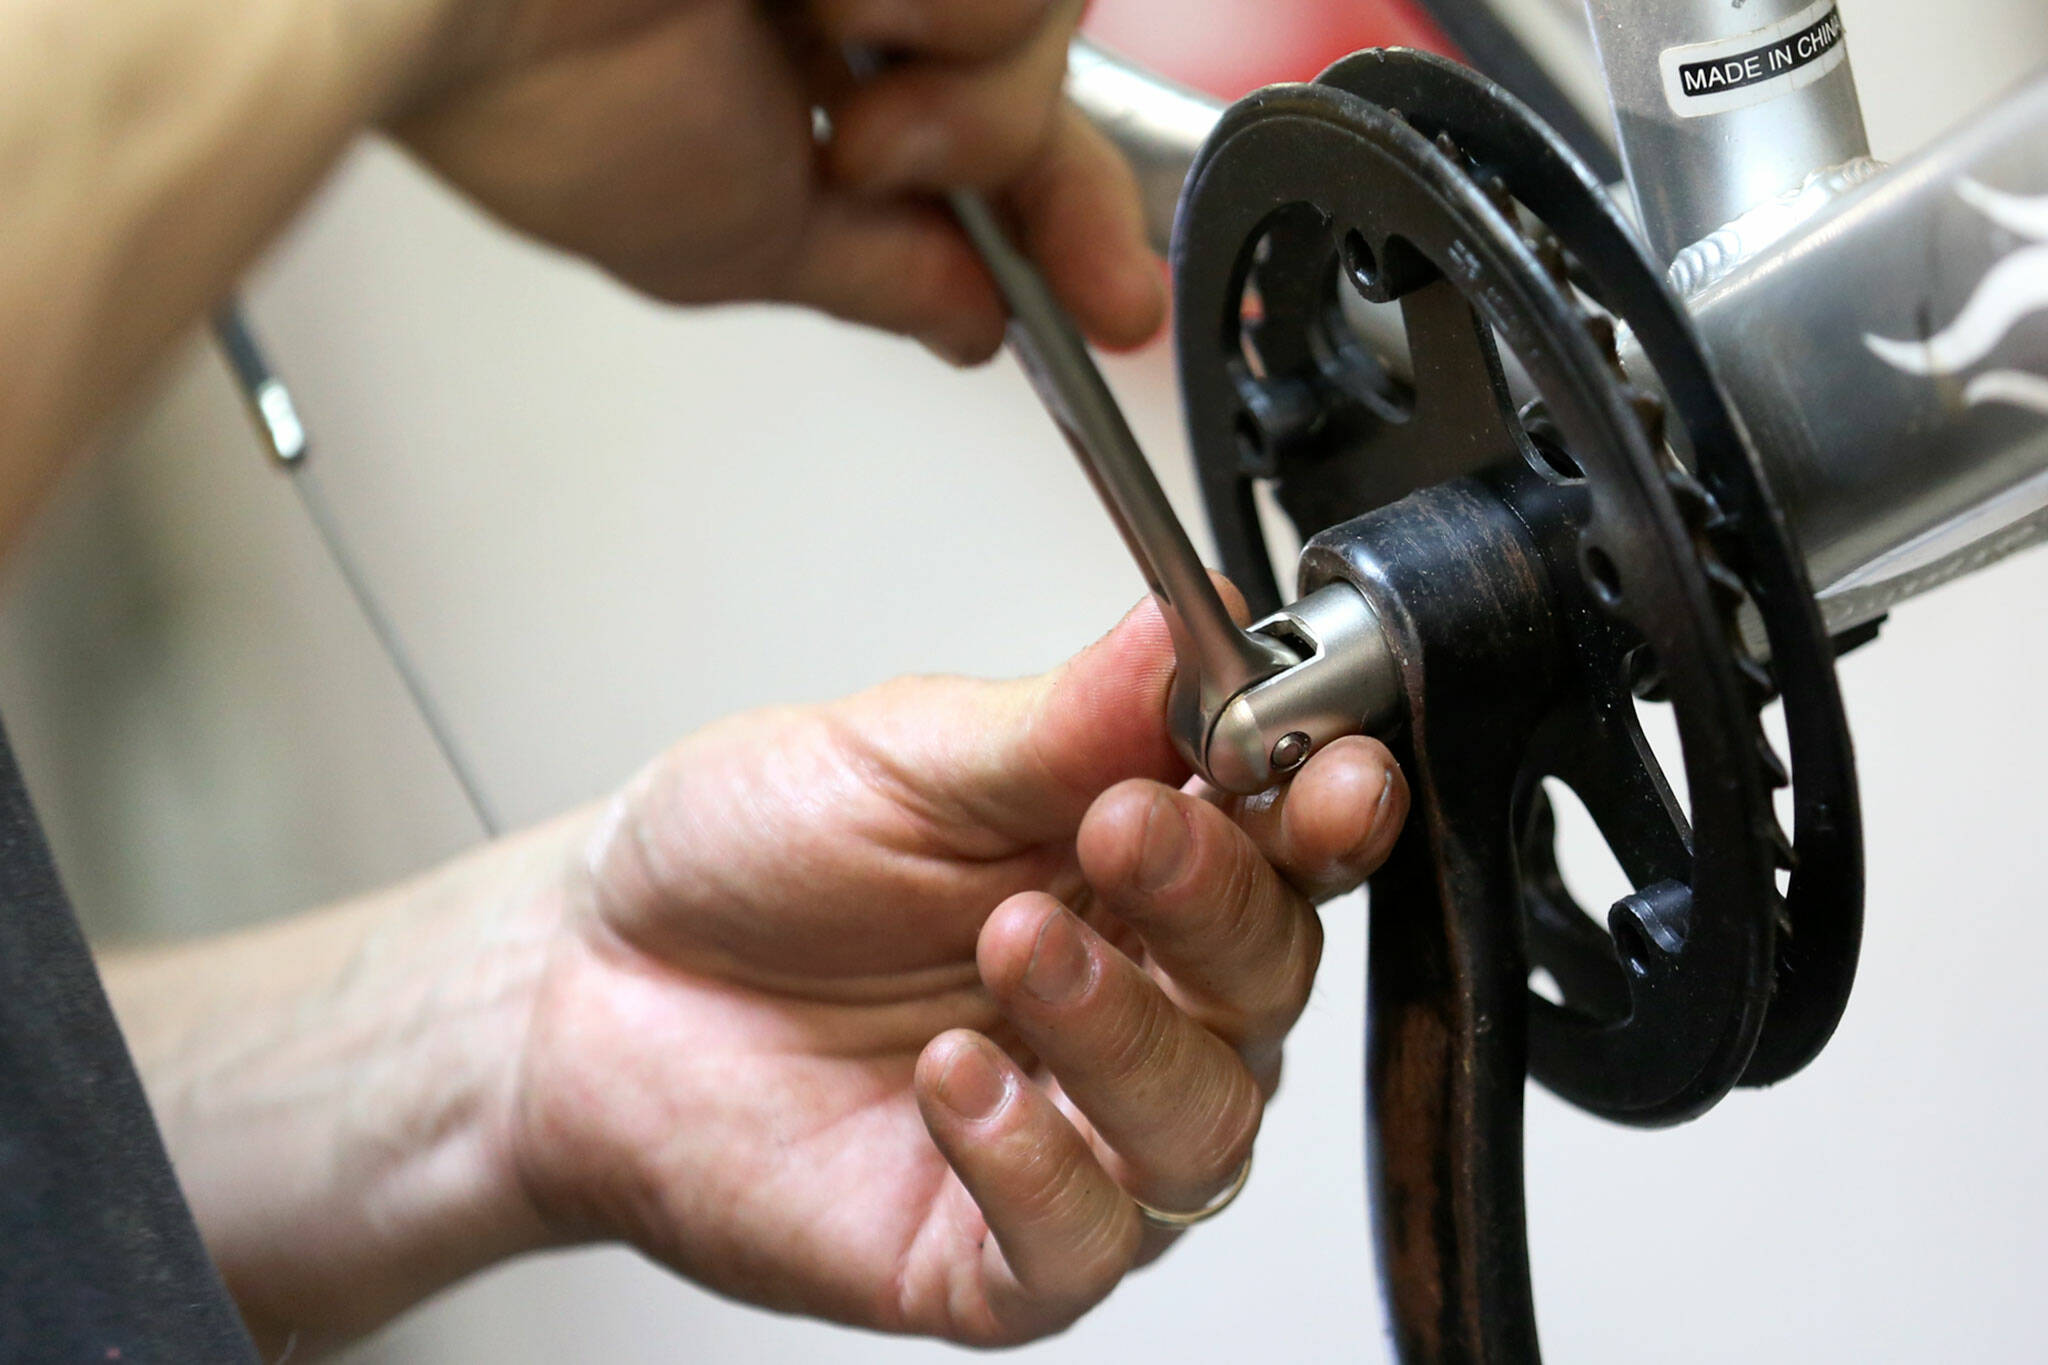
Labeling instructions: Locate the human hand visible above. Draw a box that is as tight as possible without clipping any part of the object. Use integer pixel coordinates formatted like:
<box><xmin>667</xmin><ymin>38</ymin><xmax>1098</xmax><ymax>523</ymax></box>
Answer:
<box><xmin>504</xmin><ymin>593</ymin><xmax>1409</xmax><ymax>1344</ymax></box>
<box><xmin>389</xmin><ymin>0</ymin><xmax>1164</xmax><ymax>362</ymax></box>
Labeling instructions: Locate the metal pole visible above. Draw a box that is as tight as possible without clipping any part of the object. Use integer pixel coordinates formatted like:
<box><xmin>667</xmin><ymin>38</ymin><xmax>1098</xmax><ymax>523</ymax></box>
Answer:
<box><xmin>1064</xmin><ymin>39</ymin><xmax>1223</xmax><ymax>255</ymax></box>
<box><xmin>1581</xmin><ymin>0</ymin><xmax>1869</xmax><ymax>264</ymax></box>
<box><xmin>1646</xmin><ymin>72</ymin><xmax>2048</xmax><ymax>630</ymax></box>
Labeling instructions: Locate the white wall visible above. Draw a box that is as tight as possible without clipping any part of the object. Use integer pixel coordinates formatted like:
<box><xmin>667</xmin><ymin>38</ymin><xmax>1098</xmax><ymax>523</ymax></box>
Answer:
<box><xmin>3</xmin><ymin>3</ymin><xmax>2045</xmax><ymax>1360</ymax></box>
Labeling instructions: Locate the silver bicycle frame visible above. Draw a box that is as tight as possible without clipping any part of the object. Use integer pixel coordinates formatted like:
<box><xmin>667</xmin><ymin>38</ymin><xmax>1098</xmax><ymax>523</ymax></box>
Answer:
<box><xmin>1582</xmin><ymin>0</ymin><xmax>1870</xmax><ymax>266</ymax></box>
<box><xmin>1065</xmin><ymin>25</ymin><xmax>2048</xmax><ymax>632</ymax></box>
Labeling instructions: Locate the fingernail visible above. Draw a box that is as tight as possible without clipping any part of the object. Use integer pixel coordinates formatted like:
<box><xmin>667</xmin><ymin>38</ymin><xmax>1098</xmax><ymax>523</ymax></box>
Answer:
<box><xmin>935</xmin><ymin>1037</ymin><xmax>1010</xmax><ymax>1121</ymax></box>
<box><xmin>1354</xmin><ymin>764</ymin><xmax>1398</xmax><ymax>857</ymax></box>
<box><xmin>864</xmin><ymin>121</ymin><xmax>950</xmax><ymax>193</ymax></box>
<box><xmin>1023</xmin><ymin>907</ymin><xmax>1092</xmax><ymax>1003</ymax></box>
<box><xmin>1135</xmin><ymin>791</ymin><xmax>1191</xmax><ymax>893</ymax></box>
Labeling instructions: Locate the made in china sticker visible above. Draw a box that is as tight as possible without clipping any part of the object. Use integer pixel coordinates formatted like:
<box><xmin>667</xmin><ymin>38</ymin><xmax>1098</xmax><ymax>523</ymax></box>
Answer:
<box><xmin>1659</xmin><ymin>0</ymin><xmax>1848</xmax><ymax>118</ymax></box>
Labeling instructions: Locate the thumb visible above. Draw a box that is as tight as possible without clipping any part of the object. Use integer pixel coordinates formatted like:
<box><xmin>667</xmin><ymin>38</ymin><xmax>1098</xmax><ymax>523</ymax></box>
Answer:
<box><xmin>827</xmin><ymin>579</ymin><xmax>1246</xmax><ymax>844</ymax></box>
<box><xmin>977</xmin><ymin>575</ymin><xmax>1251</xmax><ymax>840</ymax></box>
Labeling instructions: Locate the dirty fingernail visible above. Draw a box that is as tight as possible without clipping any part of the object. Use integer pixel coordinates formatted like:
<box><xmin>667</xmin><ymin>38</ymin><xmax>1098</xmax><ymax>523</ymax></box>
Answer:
<box><xmin>1024</xmin><ymin>906</ymin><xmax>1092</xmax><ymax>1003</ymax></box>
<box><xmin>935</xmin><ymin>1037</ymin><xmax>1011</xmax><ymax>1121</ymax></box>
<box><xmin>1135</xmin><ymin>791</ymin><xmax>1191</xmax><ymax>893</ymax></box>
<box><xmin>1355</xmin><ymin>764</ymin><xmax>1398</xmax><ymax>855</ymax></box>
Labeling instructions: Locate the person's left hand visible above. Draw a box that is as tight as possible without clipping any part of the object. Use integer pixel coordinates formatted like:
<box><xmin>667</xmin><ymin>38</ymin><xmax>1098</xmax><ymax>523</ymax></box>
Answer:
<box><xmin>389</xmin><ymin>0</ymin><xmax>1162</xmax><ymax>364</ymax></box>
<box><xmin>502</xmin><ymin>590</ymin><xmax>1408</xmax><ymax>1345</ymax></box>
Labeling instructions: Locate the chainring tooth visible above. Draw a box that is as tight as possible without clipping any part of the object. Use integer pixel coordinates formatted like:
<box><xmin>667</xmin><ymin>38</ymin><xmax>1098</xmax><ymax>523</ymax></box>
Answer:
<box><xmin>1733</xmin><ymin>651</ymin><xmax>1778</xmax><ymax>706</ymax></box>
<box><xmin>1626</xmin><ymin>389</ymin><xmax>1668</xmax><ymax>446</ymax></box>
<box><xmin>1663</xmin><ymin>466</ymin><xmax>1717</xmax><ymax>529</ymax></box>
<box><xmin>1701</xmin><ymin>555</ymin><xmax>1750</xmax><ymax>607</ymax></box>
<box><xmin>1583</xmin><ymin>312</ymin><xmax>1619</xmax><ymax>363</ymax></box>
<box><xmin>1528</xmin><ymin>224</ymin><xmax>1573</xmax><ymax>288</ymax></box>
<box><xmin>1755</xmin><ymin>732</ymin><xmax>1792</xmax><ymax>789</ymax></box>
<box><xmin>1767</xmin><ymin>819</ymin><xmax>1798</xmax><ymax>870</ymax></box>
<box><xmin>1479</xmin><ymin>171</ymin><xmax>1515</xmax><ymax>219</ymax></box>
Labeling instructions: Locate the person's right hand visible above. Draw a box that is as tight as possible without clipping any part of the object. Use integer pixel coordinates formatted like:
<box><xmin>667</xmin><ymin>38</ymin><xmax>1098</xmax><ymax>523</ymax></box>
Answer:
<box><xmin>497</xmin><ymin>594</ymin><xmax>1408</xmax><ymax>1344</ymax></box>
<box><xmin>390</xmin><ymin>0</ymin><xmax>1164</xmax><ymax>364</ymax></box>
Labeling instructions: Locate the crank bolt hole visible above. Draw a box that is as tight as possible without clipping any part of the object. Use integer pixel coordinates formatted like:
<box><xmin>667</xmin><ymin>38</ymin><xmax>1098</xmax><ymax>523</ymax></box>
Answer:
<box><xmin>1613</xmin><ymin>915</ymin><xmax>1652</xmax><ymax>977</ymax></box>
<box><xmin>1583</xmin><ymin>545</ymin><xmax>1624</xmax><ymax>607</ymax></box>
<box><xmin>1342</xmin><ymin>230</ymin><xmax>1380</xmax><ymax>294</ymax></box>
<box><xmin>1528</xmin><ymin>432</ymin><xmax>1584</xmax><ymax>483</ymax></box>
<box><xmin>1610</xmin><ymin>881</ymin><xmax>1690</xmax><ymax>978</ymax></box>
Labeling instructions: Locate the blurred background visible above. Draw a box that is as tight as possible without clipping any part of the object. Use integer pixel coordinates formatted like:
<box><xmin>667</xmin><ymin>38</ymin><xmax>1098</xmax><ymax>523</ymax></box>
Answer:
<box><xmin>4</xmin><ymin>0</ymin><xmax>2046</xmax><ymax>1360</ymax></box>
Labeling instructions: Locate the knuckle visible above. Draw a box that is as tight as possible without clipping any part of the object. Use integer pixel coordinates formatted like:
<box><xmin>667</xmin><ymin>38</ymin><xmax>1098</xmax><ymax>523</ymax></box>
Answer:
<box><xmin>1186</xmin><ymin>928</ymin><xmax>1316</xmax><ymax>1057</ymax></box>
<box><xmin>978</xmin><ymin>1200</ymin><xmax>1135</xmax><ymax>1346</ymax></box>
<box><xmin>1202</xmin><ymin>837</ymin><xmax>1274</xmax><ymax>960</ymax></box>
<box><xmin>1195</xmin><ymin>1071</ymin><xmax>1264</xmax><ymax>1183</ymax></box>
<box><xmin>998</xmin><ymin>1247</ymin><xmax>1127</xmax><ymax>1342</ymax></box>
<box><xmin>1213</xmin><ymin>919</ymin><xmax>1320</xmax><ymax>1048</ymax></box>
<box><xmin>1003</xmin><ymin>1125</ymin><xmax>1098</xmax><ymax>1226</ymax></box>
<box><xmin>1127</xmin><ymin>1070</ymin><xmax>1261</xmax><ymax>1209</ymax></box>
<box><xmin>1094</xmin><ymin>986</ymin><xmax>1179</xmax><ymax>1089</ymax></box>
<box><xmin>1007</xmin><ymin>1170</ymin><xmax>1072</xmax><ymax>1231</ymax></box>
<box><xmin>1051</xmin><ymin>1206</ymin><xmax>1140</xmax><ymax>1304</ymax></box>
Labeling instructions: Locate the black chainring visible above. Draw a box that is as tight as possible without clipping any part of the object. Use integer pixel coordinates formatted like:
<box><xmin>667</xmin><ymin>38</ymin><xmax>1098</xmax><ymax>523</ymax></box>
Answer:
<box><xmin>1172</xmin><ymin>50</ymin><xmax>1863</xmax><ymax>1123</ymax></box>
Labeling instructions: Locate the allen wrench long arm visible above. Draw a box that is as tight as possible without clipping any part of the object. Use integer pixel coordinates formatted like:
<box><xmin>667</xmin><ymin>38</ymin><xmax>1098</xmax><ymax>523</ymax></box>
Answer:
<box><xmin>942</xmin><ymin>192</ymin><xmax>1303</xmax><ymax>756</ymax></box>
<box><xmin>945</xmin><ymin>180</ymin><xmax>1404</xmax><ymax>793</ymax></box>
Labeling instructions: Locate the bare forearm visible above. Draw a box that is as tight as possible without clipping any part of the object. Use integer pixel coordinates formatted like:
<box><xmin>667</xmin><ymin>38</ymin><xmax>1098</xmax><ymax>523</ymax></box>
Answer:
<box><xmin>101</xmin><ymin>811</ymin><xmax>589</xmax><ymax>1354</ymax></box>
<box><xmin>0</xmin><ymin>0</ymin><xmax>460</xmax><ymax>552</ymax></box>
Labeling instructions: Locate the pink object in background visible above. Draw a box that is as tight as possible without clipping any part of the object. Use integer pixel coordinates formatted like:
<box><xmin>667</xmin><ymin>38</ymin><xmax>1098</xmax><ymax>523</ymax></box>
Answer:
<box><xmin>1082</xmin><ymin>0</ymin><xmax>1455</xmax><ymax>101</ymax></box>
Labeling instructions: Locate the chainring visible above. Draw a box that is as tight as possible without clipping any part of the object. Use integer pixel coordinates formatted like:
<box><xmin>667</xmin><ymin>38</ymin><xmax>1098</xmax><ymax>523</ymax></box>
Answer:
<box><xmin>1171</xmin><ymin>50</ymin><xmax>1862</xmax><ymax>1123</ymax></box>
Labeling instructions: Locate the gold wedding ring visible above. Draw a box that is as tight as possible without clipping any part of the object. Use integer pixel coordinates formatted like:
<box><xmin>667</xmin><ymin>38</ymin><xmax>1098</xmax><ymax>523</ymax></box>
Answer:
<box><xmin>1134</xmin><ymin>1155</ymin><xmax>1253</xmax><ymax>1232</ymax></box>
